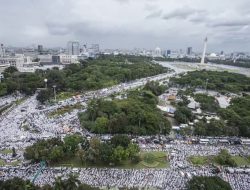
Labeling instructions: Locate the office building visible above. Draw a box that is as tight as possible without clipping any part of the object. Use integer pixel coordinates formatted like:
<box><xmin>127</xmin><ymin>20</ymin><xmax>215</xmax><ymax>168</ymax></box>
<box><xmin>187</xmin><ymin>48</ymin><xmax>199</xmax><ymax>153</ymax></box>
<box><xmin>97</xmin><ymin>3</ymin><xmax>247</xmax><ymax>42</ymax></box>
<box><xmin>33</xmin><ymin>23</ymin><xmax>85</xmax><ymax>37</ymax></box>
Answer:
<box><xmin>0</xmin><ymin>44</ymin><xmax>5</xmax><ymax>57</ymax></box>
<box><xmin>187</xmin><ymin>47</ymin><xmax>192</xmax><ymax>55</ymax></box>
<box><xmin>38</xmin><ymin>45</ymin><xmax>43</xmax><ymax>54</ymax></box>
<box><xmin>67</xmin><ymin>41</ymin><xmax>80</xmax><ymax>55</ymax></box>
<box><xmin>166</xmin><ymin>50</ymin><xmax>171</xmax><ymax>57</ymax></box>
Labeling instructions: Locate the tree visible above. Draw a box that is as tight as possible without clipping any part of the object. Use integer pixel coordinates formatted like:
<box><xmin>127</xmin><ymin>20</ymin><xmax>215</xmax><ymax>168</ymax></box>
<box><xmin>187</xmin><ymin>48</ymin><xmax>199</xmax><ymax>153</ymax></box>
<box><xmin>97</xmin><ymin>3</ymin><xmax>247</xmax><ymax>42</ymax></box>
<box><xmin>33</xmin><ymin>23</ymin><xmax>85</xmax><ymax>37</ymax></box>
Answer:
<box><xmin>63</xmin><ymin>174</ymin><xmax>81</xmax><ymax>190</ymax></box>
<box><xmin>144</xmin><ymin>81</ymin><xmax>166</xmax><ymax>96</ymax></box>
<box><xmin>3</xmin><ymin>66</ymin><xmax>18</xmax><ymax>78</ymax></box>
<box><xmin>85</xmin><ymin>137</ymin><xmax>101</xmax><ymax>163</ymax></box>
<box><xmin>111</xmin><ymin>135</ymin><xmax>131</xmax><ymax>148</ymax></box>
<box><xmin>127</xmin><ymin>143</ymin><xmax>140</xmax><ymax>160</ymax></box>
<box><xmin>77</xmin><ymin>149</ymin><xmax>86</xmax><ymax>165</ymax></box>
<box><xmin>187</xmin><ymin>176</ymin><xmax>232</xmax><ymax>190</ymax></box>
<box><xmin>95</xmin><ymin>117</ymin><xmax>109</xmax><ymax>133</ymax></box>
<box><xmin>0</xmin><ymin>177</ymin><xmax>39</xmax><ymax>190</ymax></box>
<box><xmin>37</xmin><ymin>89</ymin><xmax>52</xmax><ymax>104</ymax></box>
<box><xmin>112</xmin><ymin>146</ymin><xmax>128</xmax><ymax>163</ymax></box>
<box><xmin>99</xmin><ymin>143</ymin><xmax>113</xmax><ymax>163</ymax></box>
<box><xmin>49</xmin><ymin>146</ymin><xmax>64</xmax><ymax>163</ymax></box>
<box><xmin>214</xmin><ymin>149</ymin><xmax>236</xmax><ymax>167</ymax></box>
<box><xmin>175</xmin><ymin>106</ymin><xmax>193</xmax><ymax>124</ymax></box>
<box><xmin>64</xmin><ymin>134</ymin><xmax>84</xmax><ymax>155</ymax></box>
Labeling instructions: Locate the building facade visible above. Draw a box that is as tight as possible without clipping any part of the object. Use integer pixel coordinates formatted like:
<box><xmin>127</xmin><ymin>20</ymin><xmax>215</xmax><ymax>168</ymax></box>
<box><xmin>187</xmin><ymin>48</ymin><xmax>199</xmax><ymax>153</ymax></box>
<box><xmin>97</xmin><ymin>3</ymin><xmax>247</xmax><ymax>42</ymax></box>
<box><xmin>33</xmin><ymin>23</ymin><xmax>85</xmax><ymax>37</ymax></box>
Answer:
<box><xmin>67</xmin><ymin>41</ymin><xmax>80</xmax><ymax>55</ymax></box>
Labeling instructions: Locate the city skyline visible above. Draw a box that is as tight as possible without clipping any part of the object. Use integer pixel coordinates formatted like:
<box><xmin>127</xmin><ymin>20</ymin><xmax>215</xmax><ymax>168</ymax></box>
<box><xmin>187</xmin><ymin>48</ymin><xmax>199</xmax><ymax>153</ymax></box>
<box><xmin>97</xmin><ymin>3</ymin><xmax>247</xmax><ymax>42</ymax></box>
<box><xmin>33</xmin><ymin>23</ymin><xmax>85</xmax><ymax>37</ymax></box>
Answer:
<box><xmin>0</xmin><ymin>0</ymin><xmax>250</xmax><ymax>51</ymax></box>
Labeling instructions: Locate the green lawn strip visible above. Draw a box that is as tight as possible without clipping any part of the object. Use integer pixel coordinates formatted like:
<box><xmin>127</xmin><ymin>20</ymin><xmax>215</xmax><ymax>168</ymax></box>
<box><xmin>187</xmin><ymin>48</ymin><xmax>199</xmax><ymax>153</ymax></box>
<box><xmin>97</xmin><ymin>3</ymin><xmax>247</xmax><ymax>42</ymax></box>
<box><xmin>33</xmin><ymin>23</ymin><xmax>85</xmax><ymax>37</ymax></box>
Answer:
<box><xmin>15</xmin><ymin>97</ymin><xmax>27</xmax><ymax>105</ymax></box>
<box><xmin>0</xmin><ymin>159</ymin><xmax>5</xmax><ymax>166</ymax></box>
<box><xmin>48</xmin><ymin>103</ymin><xmax>83</xmax><ymax>118</ymax></box>
<box><xmin>0</xmin><ymin>159</ymin><xmax>21</xmax><ymax>166</ymax></box>
<box><xmin>56</xmin><ymin>92</ymin><xmax>77</xmax><ymax>101</ymax></box>
<box><xmin>0</xmin><ymin>149</ymin><xmax>13</xmax><ymax>154</ymax></box>
<box><xmin>188</xmin><ymin>156</ymin><xmax>211</xmax><ymax>166</ymax></box>
<box><xmin>232</xmin><ymin>156</ymin><xmax>250</xmax><ymax>166</ymax></box>
<box><xmin>188</xmin><ymin>155</ymin><xmax>250</xmax><ymax>167</ymax></box>
<box><xmin>51</xmin><ymin>151</ymin><xmax>169</xmax><ymax>169</ymax></box>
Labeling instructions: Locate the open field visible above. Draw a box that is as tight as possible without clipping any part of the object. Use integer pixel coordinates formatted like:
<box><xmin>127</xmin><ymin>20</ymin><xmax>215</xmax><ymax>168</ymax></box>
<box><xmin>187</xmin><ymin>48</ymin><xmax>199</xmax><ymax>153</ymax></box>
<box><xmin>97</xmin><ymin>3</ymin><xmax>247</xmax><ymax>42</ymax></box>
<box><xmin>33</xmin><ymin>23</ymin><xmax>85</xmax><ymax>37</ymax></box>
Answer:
<box><xmin>52</xmin><ymin>151</ymin><xmax>169</xmax><ymax>169</ymax></box>
<box><xmin>48</xmin><ymin>103</ymin><xmax>84</xmax><ymax>117</ymax></box>
<box><xmin>188</xmin><ymin>155</ymin><xmax>250</xmax><ymax>167</ymax></box>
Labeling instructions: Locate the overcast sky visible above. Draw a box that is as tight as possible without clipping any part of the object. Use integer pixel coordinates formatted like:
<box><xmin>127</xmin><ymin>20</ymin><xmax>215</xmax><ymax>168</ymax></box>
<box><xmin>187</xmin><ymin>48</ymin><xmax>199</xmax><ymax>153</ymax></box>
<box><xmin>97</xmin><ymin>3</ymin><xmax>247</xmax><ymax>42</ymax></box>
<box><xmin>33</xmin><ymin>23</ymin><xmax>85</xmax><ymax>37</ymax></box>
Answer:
<box><xmin>0</xmin><ymin>0</ymin><xmax>250</xmax><ymax>52</ymax></box>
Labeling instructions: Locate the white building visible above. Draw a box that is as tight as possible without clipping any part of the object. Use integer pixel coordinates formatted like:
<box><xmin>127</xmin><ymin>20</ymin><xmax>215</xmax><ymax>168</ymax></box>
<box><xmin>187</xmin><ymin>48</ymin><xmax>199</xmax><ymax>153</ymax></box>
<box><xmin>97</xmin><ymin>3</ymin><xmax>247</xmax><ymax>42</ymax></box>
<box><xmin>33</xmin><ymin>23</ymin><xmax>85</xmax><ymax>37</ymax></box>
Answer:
<box><xmin>154</xmin><ymin>47</ymin><xmax>162</xmax><ymax>57</ymax></box>
<box><xmin>59</xmin><ymin>54</ymin><xmax>78</xmax><ymax>64</ymax></box>
<box><xmin>38</xmin><ymin>55</ymin><xmax>52</xmax><ymax>63</ymax></box>
<box><xmin>0</xmin><ymin>54</ymin><xmax>33</xmax><ymax>71</ymax></box>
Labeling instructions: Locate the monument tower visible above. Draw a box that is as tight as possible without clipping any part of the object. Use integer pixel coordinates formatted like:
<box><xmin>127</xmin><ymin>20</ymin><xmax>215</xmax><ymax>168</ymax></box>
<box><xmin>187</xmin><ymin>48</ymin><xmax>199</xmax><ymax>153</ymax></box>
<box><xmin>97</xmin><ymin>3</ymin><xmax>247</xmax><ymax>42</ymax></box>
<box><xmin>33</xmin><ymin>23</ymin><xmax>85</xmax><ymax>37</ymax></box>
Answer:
<box><xmin>201</xmin><ymin>37</ymin><xmax>208</xmax><ymax>64</ymax></box>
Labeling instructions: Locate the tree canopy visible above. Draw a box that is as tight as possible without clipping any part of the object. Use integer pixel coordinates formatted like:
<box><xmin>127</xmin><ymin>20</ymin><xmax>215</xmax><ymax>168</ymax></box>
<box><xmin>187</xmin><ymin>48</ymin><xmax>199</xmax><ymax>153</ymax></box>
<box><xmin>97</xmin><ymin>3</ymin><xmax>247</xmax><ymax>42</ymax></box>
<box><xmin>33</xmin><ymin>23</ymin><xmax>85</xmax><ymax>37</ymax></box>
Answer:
<box><xmin>170</xmin><ymin>70</ymin><xmax>250</xmax><ymax>93</ymax></box>
<box><xmin>79</xmin><ymin>90</ymin><xmax>171</xmax><ymax>135</ymax></box>
<box><xmin>0</xmin><ymin>55</ymin><xmax>170</xmax><ymax>101</ymax></box>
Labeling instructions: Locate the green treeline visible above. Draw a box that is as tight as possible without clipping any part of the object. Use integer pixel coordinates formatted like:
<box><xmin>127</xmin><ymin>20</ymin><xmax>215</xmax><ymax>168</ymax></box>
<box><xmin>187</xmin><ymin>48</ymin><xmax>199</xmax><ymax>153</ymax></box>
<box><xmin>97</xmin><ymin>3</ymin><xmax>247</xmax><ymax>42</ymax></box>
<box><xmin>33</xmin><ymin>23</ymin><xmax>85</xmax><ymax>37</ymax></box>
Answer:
<box><xmin>24</xmin><ymin>134</ymin><xmax>140</xmax><ymax>166</ymax></box>
<box><xmin>0</xmin><ymin>176</ymin><xmax>100</xmax><ymax>190</ymax></box>
<box><xmin>0</xmin><ymin>55</ymin><xmax>170</xmax><ymax>97</ymax></box>
<box><xmin>170</xmin><ymin>70</ymin><xmax>250</xmax><ymax>93</ymax></box>
<box><xmin>219</xmin><ymin>95</ymin><xmax>250</xmax><ymax>137</ymax></box>
<box><xmin>187</xmin><ymin>176</ymin><xmax>232</xmax><ymax>190</ymax></box>
<box><xmin>79</xmin><ymin>89</ymin><xmax>171</xmax><ymax>135</ymax></box>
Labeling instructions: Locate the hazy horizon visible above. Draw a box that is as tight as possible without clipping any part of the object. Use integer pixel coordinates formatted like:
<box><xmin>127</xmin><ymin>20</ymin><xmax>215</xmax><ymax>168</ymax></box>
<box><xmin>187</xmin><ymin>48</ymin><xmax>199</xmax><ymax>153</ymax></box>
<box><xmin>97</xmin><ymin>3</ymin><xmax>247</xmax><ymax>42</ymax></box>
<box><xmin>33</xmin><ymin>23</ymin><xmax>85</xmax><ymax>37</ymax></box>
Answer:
<box><xmin>1</xmin><ymin>0</ymin><xmax>250</xmax><ymax>52</ymax></box>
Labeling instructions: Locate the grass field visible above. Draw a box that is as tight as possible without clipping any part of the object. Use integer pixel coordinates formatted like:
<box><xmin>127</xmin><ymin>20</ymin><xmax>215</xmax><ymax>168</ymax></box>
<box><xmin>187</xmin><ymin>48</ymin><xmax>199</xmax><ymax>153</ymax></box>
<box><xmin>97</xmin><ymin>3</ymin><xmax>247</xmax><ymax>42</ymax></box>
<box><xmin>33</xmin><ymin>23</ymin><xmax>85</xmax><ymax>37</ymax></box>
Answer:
<box><xmin>55</xmin><ymin>92</ymin><xmax>76</xmax><ymax>101</ymax></box>
<box><xmin>48</xmin><ymin>103</ymin><xmax>83</xmax><ymax>117</ymax></box>
<box><xmin>232</xmin><ymin>156</ymin><xmax>250</xmax><ymax>166</ymax></box>
<box><xmin>0</xmin><ymin>149</ymin><xmax>12</xmax><ymax>154</ymax></box>
<box><xmin>52</xmin><ymin>151</ymin><xmax>169</xmax><ymax>169</ymax></box>
<box><xmin>188</xmin><ymin>156</ymin><xmax>210</xmax><ymax>166</ymax></box>
<box><xmin>0</xmin><ymin>159</ymin><xmax>21</xmax><ymax>166</ymax></box>
<box><xmin>188</xmin><ymin>155</ymin><xmax>250</xmax><ymax>167</ymax></box>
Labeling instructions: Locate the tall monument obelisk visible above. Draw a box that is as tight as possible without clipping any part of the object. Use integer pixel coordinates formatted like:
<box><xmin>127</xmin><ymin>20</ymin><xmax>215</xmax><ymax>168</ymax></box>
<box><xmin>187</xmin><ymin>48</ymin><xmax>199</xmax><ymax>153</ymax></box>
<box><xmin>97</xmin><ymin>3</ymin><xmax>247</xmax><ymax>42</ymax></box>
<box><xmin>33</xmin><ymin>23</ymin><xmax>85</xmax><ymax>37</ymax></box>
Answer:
<box><xmin>201</xmin><ymin>37</ymin><xmax>208</xmax><ymax>64</ymax></box>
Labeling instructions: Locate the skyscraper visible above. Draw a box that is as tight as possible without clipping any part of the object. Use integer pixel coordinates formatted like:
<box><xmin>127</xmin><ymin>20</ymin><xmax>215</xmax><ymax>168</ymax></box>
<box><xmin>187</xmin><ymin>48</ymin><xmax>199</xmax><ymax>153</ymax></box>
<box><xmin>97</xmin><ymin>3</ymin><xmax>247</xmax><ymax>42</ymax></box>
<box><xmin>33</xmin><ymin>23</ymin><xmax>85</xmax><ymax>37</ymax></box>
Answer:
<box><xmin>187</xmin><ymin>47</ymin><xmax>192</xmax><ymax>55</ymax></box>
<box><xmin>67</xmin><ymin>41</ymin><xmax>80</xmax><ymax>55</ymax></box>
<box><xmin>0</xmin><ymin>44</ymin><xmax>5</xmax><ymax>57</ymax></box>
<box><xmin>201</xmin><ymin>37</ymin><xmax>208</xmax><ymax>64</ymax></box>
<box><xmin>38</xmin><ymin>45</ymin><xmax>43</xmax><ymax>54</ymax></box>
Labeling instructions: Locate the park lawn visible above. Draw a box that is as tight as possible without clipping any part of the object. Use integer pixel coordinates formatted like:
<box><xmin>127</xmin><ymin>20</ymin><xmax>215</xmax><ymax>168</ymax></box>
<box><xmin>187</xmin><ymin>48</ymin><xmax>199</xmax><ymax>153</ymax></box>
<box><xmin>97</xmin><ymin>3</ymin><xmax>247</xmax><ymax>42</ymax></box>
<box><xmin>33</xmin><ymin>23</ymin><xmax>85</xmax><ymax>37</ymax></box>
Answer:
<box><xmin>188</xmin><ymin>155</ymin><xmax>250</xmax><ymax>167</ymax></box>
<box><xmin>188</xmin><ymin>156</ymin><xmax>211</xmax><ymax>166</ymax></box>
<box><xmin>15</xmin><ymin>97</ymin><xmax>27</xmax><ymax>105</ymax></box>
<box><xmin>52</xmin><ymin>151</ymin><xmax>169</xmax><ymax>169</ymax></box>
<box><xmin>232</xmin><ymin>156</ymin><xmax>250</xmax><ymax>166</ymax></box>
<box><xmin>56</xmin><ymin>92</ymin><xmax>77</xmax><ymax>101</ymax></box>
<box><xmin>0</xmin><ymin>159</ymin><xmax>20</xmax><ymax>166</ymax></box>
<box><xmin>0</xmin><ymin>159</ymin><xmax>5</xmax><ymax>166</ymax></box>
<box><xmin>48</xmin><ymin>103</ymin><xmax>84</xmax><ymax>118</ymax></box>
<box><xmin>0</xmin><ymin>149</ymin><xmax>12</xmax><ymax>154</ymax></box>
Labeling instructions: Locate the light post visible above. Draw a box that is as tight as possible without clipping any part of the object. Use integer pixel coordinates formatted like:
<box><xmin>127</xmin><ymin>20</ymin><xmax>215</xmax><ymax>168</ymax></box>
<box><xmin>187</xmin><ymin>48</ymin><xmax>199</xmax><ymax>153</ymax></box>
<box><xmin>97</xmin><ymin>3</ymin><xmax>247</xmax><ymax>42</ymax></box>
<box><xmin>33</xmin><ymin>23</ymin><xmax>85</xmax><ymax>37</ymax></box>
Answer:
<box><xmin>44</xmin><ymin>78</ymin><xmax>48</xmax><ymax>89</ymax></box>
<box><xmin>52</xmin><ymin>85</ymin><xmax>57</xmax><ymax>102</ymax></box>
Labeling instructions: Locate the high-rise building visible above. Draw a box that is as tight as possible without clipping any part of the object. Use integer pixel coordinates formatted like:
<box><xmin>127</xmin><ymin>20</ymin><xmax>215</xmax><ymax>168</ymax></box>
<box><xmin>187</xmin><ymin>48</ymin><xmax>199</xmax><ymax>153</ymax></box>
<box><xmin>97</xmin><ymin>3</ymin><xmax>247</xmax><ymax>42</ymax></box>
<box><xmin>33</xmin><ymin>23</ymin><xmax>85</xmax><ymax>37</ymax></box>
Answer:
<box><xmin>166</xmin><ymin>50</ymin><xmax>171</xmax><ymax>57</ymax></box>
<box><xmin>38</xmin><ymin>45</ymin><xmax>43</xmax><ymax>54</ymax></box>
<box><xmin>91</xmin><ymin>44</ymin><xmax>100</xmax><ymax>53</ymax></box>
<box><xmin>187</xmin><ymin>47</ymin><xmax>192</xmax><ymax>55</ymax></box>
<box><xmin>0</xmin><ymin>44</ymin><xmax>5</xmax><ymax>57</ymax></box>
<box><xmin>67</xmin><ymin>41</ymin><xmax>80</xmax><ymax>55</ymax></box>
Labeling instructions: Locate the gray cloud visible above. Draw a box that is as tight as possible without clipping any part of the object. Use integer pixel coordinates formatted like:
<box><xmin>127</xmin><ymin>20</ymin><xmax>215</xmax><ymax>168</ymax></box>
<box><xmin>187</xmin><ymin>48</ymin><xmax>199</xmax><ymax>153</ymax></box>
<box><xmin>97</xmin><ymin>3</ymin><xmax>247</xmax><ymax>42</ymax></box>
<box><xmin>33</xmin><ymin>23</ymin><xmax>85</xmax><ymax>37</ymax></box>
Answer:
<box><xmin>145</xmin><ymin>10</ymin><xmax>162</xmax><ymax>19</ymax></box>
<box><xmin>209</xmin><ymin>20</ymin><xmax>250</xmax><ymax>27</ymax></box>
<box><xmin>0</xmin><ymin>0</ymin><xmax>250</xmax><ymax>52</ymax></box>
<box><xmin>162</xmin><ymin>7</ymin><xmax>205</xmax><ymax>20</ymax></box>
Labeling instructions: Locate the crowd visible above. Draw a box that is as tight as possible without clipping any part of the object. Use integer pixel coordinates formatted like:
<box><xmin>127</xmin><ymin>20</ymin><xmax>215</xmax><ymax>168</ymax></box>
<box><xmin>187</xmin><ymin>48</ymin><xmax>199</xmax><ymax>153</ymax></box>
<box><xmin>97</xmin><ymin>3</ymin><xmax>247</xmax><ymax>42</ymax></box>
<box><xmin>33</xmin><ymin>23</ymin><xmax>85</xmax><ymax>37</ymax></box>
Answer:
<box><xmin>0</xmin><ymin>72</ymin><xmax>250</xmax><ymax>190</ymax></box>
